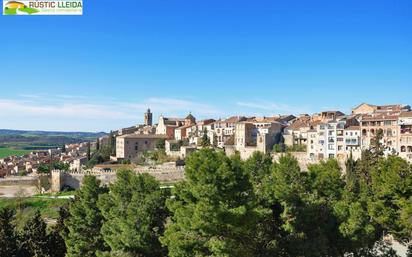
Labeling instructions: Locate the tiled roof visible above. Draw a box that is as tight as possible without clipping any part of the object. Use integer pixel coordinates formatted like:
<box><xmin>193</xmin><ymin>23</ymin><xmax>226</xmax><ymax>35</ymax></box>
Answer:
<box><xmin>118</xmin><ymin>134</ymin><xmax>168</xmax><ymax>139</ymax></box>
<box><xmin>400</xmin><ymin>112</ymin><xmax>412</xmax><ymax>118</ymax></box>
<box><xmin>215</xmin><ymin>116</ymin><xmax>246</xmax><ymax>123</ymax></box>
<box><xmin>345</xmin><ymin>126</ymin><xmax>360</xmax><ymax>130</ymax></box>
<box><xmin>361</xmin><ymin>114</ymin><xmax>399</xmax><ymax>121</ymax></box>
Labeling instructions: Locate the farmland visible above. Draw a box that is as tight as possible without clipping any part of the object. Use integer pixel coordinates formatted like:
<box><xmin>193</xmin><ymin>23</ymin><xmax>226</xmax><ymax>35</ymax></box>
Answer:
<box><xmin>0</xmin><ymin>147</ymin><xmax>31</xmax><ymax>158</ymax></box>
<box><xmin>0</xmin><ymin>129</ymin><xmax>106</xmax><ymax>152</ymax></box>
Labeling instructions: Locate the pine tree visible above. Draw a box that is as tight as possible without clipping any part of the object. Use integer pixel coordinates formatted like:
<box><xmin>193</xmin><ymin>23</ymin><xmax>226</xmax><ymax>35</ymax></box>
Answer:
<box><xmin>109</xmin><ymin>131</ymin><xmax>116</xmax><ymax>156</ymax></box>
<box><xmin>87</xmin><ymin>141</ymin><xmax>91</xmax><ymax>161</ymax></box>
<box><xmin>19</xmin><ymin>211</ymin><xmax>50</xmax><ymax>257</ymax></box>
<box><xmin>64</xmin><ymin>176</ymin><xmax>108</xmax><ymax>257</ymax></box>
<box><xmin>49</xmin><ymin>206</ymin><xmax>70</xmax><ymax>257</ymax></box>
<box><xmin>97</xmin><ymin>170</ymin><xmax>169</xmax><ymax>257</ymax></box>
<box><xmin>161</xmin><ymin>149</ymin><xmax>258</xmax><ymax>257</ymax></box>
<box><xmin>199</xmin><ymin>132</ymin><xmax>211</xmax><ymax>147</ymax></box>
<box><xmin>345</xmin><ymin>151</ymin><xmax>359</xmax><ymax>196</ymax></box>
<box><xmin>0</xmin><ymin>207</ymin><xmax>18</xmax><ymax>257</ymax></box>
<box><xmin>62</xmin><ymin>144</ymin><xmax>66</xmax><ymax>153</ymax></box>
<box><xmin>96</xmin><ymin>138</ymin><xmax>100</xmax><ymax>151</ymax></box>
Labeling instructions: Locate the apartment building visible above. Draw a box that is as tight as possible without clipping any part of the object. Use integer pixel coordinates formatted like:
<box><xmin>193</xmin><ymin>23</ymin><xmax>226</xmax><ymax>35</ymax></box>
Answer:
<box><xmin>359</xmin><ymin>113</ymin><xmax>400</xmax><ymax>155</ymax></box>
<box><xmin>344</xmin><ymin>126</ymin><xmax>362</xmax><ymax>160</ymax></box>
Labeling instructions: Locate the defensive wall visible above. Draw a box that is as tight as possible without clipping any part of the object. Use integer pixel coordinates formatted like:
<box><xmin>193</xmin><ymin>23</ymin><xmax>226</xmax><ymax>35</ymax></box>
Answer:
<box><xmin>51</xmin><ymin>166</ymin><xmax>185</xmax><ymax>192</ymax></box>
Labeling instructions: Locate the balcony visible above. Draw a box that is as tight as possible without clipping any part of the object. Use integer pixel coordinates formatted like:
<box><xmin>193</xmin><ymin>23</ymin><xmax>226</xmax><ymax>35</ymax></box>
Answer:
<box><xmin>401</xmin><ymin>126</ymin><xmax>412</xmax><ymax>135</ymax></box>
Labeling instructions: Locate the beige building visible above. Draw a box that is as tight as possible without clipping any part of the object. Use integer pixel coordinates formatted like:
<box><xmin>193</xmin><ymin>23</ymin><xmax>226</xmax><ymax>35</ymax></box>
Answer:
<box><xmin>116</xmin><ymin>134</ymin><xmax>168</xmax><ymax>162</ymax></box>
<box><xmin>156</xmin><ymin>114</ymin><xmax>195</xmax><ymax>139</ymax></box>
<box><xmin>359</xmin><ymin>113</ymin><xmax>400</xmax><ymax>155</ymax></box>
<box><xmin>235</xmin><ymin>121</ymin><xmax>282</xmax><ymax>159</ymax></box>
<box><xmin>352</xmin><ymin>103</ymin><xmax>410</xmax><ymax>115</ymax></box>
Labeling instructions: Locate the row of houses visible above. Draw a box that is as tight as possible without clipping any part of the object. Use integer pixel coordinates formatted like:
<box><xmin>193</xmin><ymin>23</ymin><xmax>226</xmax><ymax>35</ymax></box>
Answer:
<box><xmin>107</xmin><ymin>109</ymin><xmax>295</xmax><ymax>162</ymax></box>
<box><xmin>0</xmin><ymin>142</ymin><xmax>91</xmax><ymax>177</ymax></box>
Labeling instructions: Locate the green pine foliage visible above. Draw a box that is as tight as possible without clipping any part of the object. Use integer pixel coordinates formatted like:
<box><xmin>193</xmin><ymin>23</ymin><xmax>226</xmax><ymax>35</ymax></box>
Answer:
<box><xmin>64</xmin><ymin>176</ymin><xmax>108</xmax><ymax>257</ymax></box>
<box><xmin>0</xmin><ymin>207</ymin><xmax>18</xmax><ymax>257</ymax></box>
<box><xmin>161</xmin><ymin>149</ymin><xmax>258</xmax><ymax>257</ymax></box>
<box><xmin>18</xmin><ymin>211</ymin><xmax>50</xmax><ymax>257</ymax></box>
<box><xmin>0</xmin><ymin>147</ymin><xmax>410</xmax><ymax>257</ymax></box>
<box><xmin>97</xmin><ymin>170</ymin><xmax>169</xmax><ymax>257</ymax></box>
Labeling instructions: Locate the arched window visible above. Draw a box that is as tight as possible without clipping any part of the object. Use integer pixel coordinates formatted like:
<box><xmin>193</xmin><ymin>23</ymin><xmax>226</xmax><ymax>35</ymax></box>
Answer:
<box><xmin>370</xmin><ymin>129</ymin><xmax>375</xmax><ymax>136</ymax></box>
<box><xmin>401</xmin><ymin>146</ymin><xmax>406</xmax><ymax>152</ymax></box>
<box><xmin>387</xmin><ymin>128</ymin><xmax>393</xmax><ymax>137</ymax></box>
<box><xmin>362</xmin><ymin>129</ymin><xmax>367</xmax><ymax>136</ymax></box>
<box><xmin>408</xmin><ymin>146</ymin><xmax>412</xmax><ymax>153</ymax></box>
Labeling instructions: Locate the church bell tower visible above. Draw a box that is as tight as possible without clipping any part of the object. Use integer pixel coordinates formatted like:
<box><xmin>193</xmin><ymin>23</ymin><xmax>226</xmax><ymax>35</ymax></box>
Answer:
<box><xmin>144</xmin><ymin>108</ymin><xmax>153</xmax><ymax>126</ymax></box>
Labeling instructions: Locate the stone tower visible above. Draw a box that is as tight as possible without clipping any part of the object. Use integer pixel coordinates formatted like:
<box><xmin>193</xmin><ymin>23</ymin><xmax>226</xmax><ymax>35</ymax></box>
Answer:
<box><xmin>144</xmin><ymin>108</ymin><xmax>153</xmax><ymax>126</ymax></box>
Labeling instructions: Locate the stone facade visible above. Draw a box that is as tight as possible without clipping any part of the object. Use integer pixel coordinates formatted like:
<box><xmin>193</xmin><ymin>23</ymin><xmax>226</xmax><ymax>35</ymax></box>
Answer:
<box><xmin>116</xmin><ymin>134</ymin><xmax>168</xmax><ymax>162</ymax></box>
<box><xmin>51</xmin><ymin>164</ymin><xmax>185</xmax><ymax>192</ymax></box>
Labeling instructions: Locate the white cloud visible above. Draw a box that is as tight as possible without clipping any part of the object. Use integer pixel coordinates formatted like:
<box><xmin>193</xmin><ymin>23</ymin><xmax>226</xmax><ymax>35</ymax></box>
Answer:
<box><xmin>236</xmin><ymin>100</ymin><xmax>311</xmax><ymax>114</ymax></box>
<box><xmin>0</xmin><ymin>97</ymin><xmax>225</xmax><ymax>131</ymax></box>
<box><xmin>125</xmin><ymin>97</ymin><xmax>223</xmax><ymax>116</ymax></box>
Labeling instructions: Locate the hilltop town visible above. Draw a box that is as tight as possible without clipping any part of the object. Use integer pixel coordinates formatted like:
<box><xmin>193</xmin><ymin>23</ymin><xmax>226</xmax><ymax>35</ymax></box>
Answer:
<box><xmin>1</xmin><ymin>102</ymin><xmax>412</xmax><ymax>179</ymax></box>
<box><xmin>101</xmin><ymin>103</ymin><xmax>412</xmax><ymax>166</ymax></box>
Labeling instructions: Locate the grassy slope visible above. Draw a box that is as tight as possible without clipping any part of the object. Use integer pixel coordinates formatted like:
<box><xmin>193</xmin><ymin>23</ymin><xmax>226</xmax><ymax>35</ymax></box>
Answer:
<box><xmin>0</xmin><ymin>197</ymin><xmax>69</xmax><ymax>220</ymax></box>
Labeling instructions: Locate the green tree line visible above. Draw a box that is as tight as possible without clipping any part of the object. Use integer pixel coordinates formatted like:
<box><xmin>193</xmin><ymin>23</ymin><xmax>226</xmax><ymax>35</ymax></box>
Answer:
<box><xmin>1</xmin><ymin>148</ymin><xmax>411</xmax><ymax>256</ymax></box>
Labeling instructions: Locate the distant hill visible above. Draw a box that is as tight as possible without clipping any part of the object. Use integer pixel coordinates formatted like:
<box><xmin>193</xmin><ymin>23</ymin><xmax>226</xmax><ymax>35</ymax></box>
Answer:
<box><xmin>0</xmin><ymin>129</ymin><xmax>107</xmax><ymax>150</ymax></box>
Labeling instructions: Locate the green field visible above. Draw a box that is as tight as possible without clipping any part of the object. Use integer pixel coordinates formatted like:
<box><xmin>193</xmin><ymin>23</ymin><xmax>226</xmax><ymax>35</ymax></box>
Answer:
<box><xmin>0</xmin><ymin>129</ymin><xmax>106</xmax><ymax>152</ymax></box>
<box><xmin>0</xmin><ymin>197</ymin><xmax>69</xmax><ymax>228</ymax></box>
<box><xmin>0</xmin><ymin>148</ymin><xmax>31</xmax><ymax>158</ymax></box>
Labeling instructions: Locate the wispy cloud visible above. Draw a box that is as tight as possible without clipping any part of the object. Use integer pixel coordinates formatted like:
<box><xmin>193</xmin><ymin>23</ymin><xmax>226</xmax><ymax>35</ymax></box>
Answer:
<box><xmin>237</xmin><ymin>100</ymin><xmax>311</xmax><ymax>114</ymax></box>
<box><xmin>125</xmin><ymin>97</ymin><xmax>223</xmax><ymax>116</ymax></box>
<box><xmin>0</xmin><ymin>97</ymin><xmax>225</xmax><ymax>131</ymax></box>
<box><xmin>19</xmin><ymin>94</ymin><xmax>42</xmax><ymax>99</ymax></box>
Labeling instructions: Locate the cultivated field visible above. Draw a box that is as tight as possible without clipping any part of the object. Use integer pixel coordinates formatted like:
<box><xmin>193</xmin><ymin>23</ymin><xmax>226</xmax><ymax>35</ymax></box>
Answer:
<box><xmin>0</xmin><ymin>147</ymin><xmax>31</xmax><ymax>158</ymax></box>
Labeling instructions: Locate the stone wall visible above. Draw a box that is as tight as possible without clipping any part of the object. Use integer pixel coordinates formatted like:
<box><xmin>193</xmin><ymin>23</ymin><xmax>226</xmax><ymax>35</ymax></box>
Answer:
<box><xmin>51</xmin><ymin>166</ymin><xmax>185</xmax><ymax>192</ymax></box>
<box><xmin>272</xmin><ymin>152</ymin><xmax>346</xmax><ymax>172</ymax></box>
<box><xmin>0</xmin><ymin>176</ymin><xmax>38</xmax><ymax>186</ymax></box>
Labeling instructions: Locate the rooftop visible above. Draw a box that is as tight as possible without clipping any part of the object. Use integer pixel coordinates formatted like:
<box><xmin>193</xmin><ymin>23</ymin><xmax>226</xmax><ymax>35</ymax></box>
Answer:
<box><xmin>118</xmin><ymin>134</ymin><xmax>168</xmax><ymax>139</ymax></box>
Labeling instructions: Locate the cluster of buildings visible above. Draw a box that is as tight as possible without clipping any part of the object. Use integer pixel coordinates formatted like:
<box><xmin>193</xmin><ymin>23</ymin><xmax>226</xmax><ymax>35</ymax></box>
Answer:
<box><xmin>285</xmin><ymin>103</ymin><xmax>412</xmax><ymax>162</ymax></box>
<box><xmin>0</xmin><ymin>142</ymin><xmax>92</xmax><ymax>177</ymax></box>
<box><xmin>106</xmin><ymin>109</ymin><xmax>294</xmax><ymax>162</ymax></box>
<box><xmin>107</xmin><ymin>103</ymin><xmax>412</xmax><ymax>164</ymax></box>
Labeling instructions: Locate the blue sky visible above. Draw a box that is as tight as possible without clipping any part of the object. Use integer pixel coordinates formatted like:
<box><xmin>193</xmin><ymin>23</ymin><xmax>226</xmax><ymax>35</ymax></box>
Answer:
<box><xmin>0</xmin><ymin>0</ymin><xmax>411</xmax><ymax>132</ymax></box>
